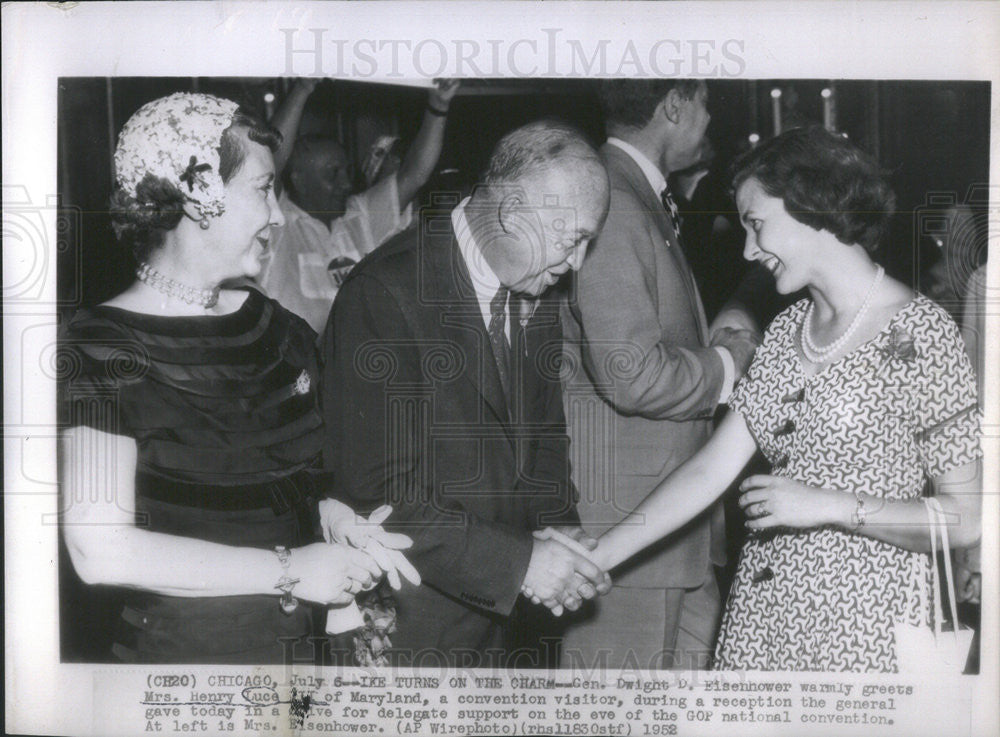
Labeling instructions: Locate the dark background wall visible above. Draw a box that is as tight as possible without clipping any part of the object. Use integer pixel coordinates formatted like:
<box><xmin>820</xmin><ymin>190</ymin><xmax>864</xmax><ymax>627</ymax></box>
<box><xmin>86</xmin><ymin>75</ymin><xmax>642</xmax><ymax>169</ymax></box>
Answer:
<box><xmin>58</xmin><ymin>77</ymin><xmax>990</xmax><ymax>317</ymax></box>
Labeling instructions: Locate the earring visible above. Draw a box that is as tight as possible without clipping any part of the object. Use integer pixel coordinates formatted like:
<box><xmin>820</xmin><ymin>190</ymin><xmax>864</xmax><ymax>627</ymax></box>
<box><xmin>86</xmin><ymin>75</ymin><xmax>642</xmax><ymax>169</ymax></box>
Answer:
<box><xmin>199</xmin><ymin>218</ymin><xmax>210</xmax><ymax>230</ymax></box>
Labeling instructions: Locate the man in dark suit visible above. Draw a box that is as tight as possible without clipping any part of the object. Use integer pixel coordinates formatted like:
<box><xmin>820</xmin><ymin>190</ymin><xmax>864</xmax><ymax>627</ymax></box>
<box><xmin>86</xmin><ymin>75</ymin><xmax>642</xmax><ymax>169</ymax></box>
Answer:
<box><xmin>560</xmin><ymin>80</ymin><xmax>759</xmax><ymax>670</ymax></box>
<box><xmin>321</xmin><ymin>121</ymin><xmax>612</xmax><ymax>666</ymax></box>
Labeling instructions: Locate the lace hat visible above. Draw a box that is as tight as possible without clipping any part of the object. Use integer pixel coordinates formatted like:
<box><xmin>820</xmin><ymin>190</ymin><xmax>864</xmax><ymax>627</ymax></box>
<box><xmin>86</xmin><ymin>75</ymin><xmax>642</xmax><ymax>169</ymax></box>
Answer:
<box><xmin>114</xmin><ymin>92</ymin><xmax>239</xmax><ymax>218</ymax></box>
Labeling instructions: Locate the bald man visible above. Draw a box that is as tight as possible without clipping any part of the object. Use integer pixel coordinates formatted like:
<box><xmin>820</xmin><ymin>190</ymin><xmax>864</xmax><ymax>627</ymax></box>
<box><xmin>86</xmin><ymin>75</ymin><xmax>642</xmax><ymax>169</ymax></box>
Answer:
<box><xmin>322</xmin><ymin>121</ymin><xmax>612</xmax><ymax>665</ymax></box>
<box><xmin>259</xmin><ymin>79</ymin><xmax>459</xmax><ymax>332</ymax></box>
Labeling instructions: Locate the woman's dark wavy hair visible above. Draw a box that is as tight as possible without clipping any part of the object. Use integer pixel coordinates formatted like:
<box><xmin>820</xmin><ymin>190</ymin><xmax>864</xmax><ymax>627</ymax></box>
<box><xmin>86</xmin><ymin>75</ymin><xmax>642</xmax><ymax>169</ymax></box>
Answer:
<box><xmin>730</xmin><ymin>126</ymin><xmax>896</xmax><ymax>253</ymax></box>
<box><xmin>110</xmin><ymin>108</ymin><xmax>282</xmax><ymax>263</ymax></box>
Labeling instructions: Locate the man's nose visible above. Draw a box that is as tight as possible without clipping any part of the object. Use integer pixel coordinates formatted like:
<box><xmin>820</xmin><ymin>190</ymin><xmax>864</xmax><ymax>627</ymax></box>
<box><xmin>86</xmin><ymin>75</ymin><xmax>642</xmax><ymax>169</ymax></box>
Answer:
<box><xmin>743</xmin><ymin>235</ymin><xmax>759</xmax><ymax>262</ymax></box>
<box><xmin>568</xmin><ymin>242</ymin><xmax>589</xmax><ymax>271</ymax></box>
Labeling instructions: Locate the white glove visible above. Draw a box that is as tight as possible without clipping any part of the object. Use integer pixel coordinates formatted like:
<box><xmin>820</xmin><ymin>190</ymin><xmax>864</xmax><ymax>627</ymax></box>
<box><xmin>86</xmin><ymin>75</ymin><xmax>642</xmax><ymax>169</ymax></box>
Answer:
<box><xmin>318</xmin><ymin>501</ymin><xmax>421</xmax><ymax>589</ymax></box>
<box><xmin>319</xmin><ymin>500</ymin><xmax>413</xmax><ymax>550</ymax></box>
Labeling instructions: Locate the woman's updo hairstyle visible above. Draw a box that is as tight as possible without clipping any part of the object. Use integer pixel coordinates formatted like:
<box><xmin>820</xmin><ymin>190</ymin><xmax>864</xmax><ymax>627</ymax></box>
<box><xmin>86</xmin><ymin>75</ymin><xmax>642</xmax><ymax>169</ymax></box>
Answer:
<box><xmin>730</xmin><ymin>125</ymin><xmax>896</xmax><ymax>253</ymax></box>
<box><xmin>110</xmin><ymin>93</ymin><xmax>281</xmax><ymax>263</ymax></box>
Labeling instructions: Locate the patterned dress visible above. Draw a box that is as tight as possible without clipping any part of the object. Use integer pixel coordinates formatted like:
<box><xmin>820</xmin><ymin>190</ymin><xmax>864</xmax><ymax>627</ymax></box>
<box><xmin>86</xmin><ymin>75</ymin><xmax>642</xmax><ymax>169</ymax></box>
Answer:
<box><xmin>714</xmin><ymin>294</ymin><xmax>981</xmax><ymax>672</ymax></box>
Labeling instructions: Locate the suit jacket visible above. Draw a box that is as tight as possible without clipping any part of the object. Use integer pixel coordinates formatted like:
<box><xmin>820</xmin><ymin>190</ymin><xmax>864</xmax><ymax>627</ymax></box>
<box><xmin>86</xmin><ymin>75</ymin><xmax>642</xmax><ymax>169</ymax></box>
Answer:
<box><xmin>562</xmin><ymin>142</ymin><xmax>726</xmax><ymax>589</ymax></box>
<box><xmin>321</xmin><ymin>214</ymin><xmax>579</xmax><ymax>662</ymax></box>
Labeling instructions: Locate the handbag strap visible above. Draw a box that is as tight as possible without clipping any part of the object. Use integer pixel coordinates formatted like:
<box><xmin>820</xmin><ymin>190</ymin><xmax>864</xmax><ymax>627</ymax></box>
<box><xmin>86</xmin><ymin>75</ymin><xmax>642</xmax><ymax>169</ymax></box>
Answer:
<box><xmin>924</xmin><ymin>496</ymin><xmax>962</xmax><ymax>642</ymax></box>
<box><xmin>924</xmin><ymin>498</ymin><xmax>943</xmax><ymax>638</ymax></box>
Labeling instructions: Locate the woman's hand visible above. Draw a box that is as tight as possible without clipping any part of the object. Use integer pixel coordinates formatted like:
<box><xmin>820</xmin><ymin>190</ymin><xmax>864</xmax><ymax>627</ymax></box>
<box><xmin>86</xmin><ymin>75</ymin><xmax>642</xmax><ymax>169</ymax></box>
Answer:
<box><xmin>288</xmin><ymin>543</ymin><xmax>383</xmax><ymax>606</ymax></box>
<box><xmin>738</xmin><ymin>475</ymin><xmax>851</xmax><ymax>531</ymax></box>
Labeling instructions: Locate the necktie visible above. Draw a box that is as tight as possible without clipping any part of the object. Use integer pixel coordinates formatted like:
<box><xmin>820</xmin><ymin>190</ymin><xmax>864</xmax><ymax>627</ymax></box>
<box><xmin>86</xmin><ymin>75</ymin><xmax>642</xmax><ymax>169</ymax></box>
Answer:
<box><xmin>661</xmin><ymin>186</ymin><xmax>683</xmax><ymax>247</ymax></box>
<box><xmin>488</xmin><ymin>286</ymin><xmax>512</xmax><ymax>406</ymax></box>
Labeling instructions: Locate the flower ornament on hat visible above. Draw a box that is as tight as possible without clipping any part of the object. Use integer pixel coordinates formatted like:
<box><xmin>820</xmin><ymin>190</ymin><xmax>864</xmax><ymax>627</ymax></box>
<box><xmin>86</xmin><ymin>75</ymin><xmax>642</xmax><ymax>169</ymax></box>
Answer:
<box><xmin>114</xmin><ymin>92</ymin><xmax>240</xmax><ymax>218</ymax></box>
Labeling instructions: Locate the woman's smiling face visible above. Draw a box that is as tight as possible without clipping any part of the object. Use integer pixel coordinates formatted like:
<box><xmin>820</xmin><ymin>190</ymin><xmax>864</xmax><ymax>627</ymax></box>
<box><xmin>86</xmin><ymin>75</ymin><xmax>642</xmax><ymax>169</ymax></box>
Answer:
<box><xmin>736</xmin><ymin>176</ymin><xmax>823</xmax><ymax>294</ymax></box>
<box><xmin>209</xmin><ymin>130</ymin><xmax>285</xmax><ymax>280</ymax></box>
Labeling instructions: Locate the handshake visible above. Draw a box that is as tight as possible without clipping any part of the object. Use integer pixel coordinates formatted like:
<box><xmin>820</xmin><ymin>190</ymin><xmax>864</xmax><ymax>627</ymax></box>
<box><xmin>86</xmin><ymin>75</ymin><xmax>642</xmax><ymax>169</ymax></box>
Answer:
<box><xmin>521</xmin><ymin>527</ymin><xmax>612</xmax><ymax>616</ymax></box>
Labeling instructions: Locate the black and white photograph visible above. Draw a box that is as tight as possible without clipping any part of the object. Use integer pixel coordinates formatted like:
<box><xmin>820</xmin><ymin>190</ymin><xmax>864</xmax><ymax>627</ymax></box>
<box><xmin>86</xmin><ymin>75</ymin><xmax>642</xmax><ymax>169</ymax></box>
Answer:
<box><xmin>4</xmin><ymin>2</ymin><xmax>998</xmax><ymax>736</ymax></box>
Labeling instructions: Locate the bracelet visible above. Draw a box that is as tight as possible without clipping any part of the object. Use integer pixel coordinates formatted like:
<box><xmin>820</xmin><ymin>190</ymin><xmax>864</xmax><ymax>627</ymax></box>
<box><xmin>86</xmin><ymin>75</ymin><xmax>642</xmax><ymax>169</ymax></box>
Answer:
<box><xmin>426</xmin><ymin>103</ymin><xmax>449</xmax><ymax>117</ymax></box>
<box><xmin>851</xmin><ymin>493</ymin><xmax>868</xmax><ymax>531</ymax></box>
<box><xmin>273</xmin><ymin>546</ymin><xmax>300</xmax><ymax>614</ymax></box>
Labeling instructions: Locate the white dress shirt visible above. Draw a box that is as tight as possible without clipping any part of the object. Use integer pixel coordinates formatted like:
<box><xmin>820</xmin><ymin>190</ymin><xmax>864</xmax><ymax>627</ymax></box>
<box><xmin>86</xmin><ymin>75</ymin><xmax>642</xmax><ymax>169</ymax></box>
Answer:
<box><xmin>258</xmin><ymin>177</ymin><xmax>412</xmax><ymax>333</ymax></box>
<box><xmin>451</xmin><ymin>198</ymin><xmax>509</xmax><ymax>339</ymax></box>
<box><xmin>606</xmin><ymin>137</ymin><xmax>735</xmax><ymax>404</ymax></box>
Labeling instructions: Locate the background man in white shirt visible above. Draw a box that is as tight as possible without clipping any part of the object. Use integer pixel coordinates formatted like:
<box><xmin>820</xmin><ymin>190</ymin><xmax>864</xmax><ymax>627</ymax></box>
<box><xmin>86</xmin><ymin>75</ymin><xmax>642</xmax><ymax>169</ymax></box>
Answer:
<box><xmin>258</xmin><ymin>78</ymin><xmax>459</xmax><ymax>332</ymax></box>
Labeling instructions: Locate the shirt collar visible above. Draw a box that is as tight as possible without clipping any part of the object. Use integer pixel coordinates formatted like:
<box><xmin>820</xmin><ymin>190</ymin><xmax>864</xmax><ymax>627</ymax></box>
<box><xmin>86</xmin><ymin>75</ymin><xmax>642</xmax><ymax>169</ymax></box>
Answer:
<box><xmin>451</xmin><ymin>197</ymin><xmax>503</xmax><ymax>304</ymax></box>
<box><xmin>607</xmin><ymin>137</ymin><xmax>667</xmax><ymax>197</ymax></box>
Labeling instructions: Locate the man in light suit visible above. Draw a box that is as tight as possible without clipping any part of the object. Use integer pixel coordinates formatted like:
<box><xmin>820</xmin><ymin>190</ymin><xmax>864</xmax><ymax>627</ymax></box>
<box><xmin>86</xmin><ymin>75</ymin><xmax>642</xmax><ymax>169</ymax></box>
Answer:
<box><xmin>560</xmin><ymin>80</ymin><xmax>759</xmax><ymax>670</ymax></box>
<box><xmin>322</xmin><ymin>121</ymin><xmax>612</xmax><ymax>666</ymax></box>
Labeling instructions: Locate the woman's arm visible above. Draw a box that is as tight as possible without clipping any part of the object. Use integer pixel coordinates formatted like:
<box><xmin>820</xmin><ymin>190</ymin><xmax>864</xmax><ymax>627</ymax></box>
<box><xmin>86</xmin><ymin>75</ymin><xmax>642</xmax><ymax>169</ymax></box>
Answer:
<box><xmin>738</xmin><ymin>459</ymin><xmax>982</xmax><ymax>552</ymax></box>
<box><xmin>60</xmin><ymin>426</ymin><xmax>382</xmax><ymax>604</ymax></box>
<box><xmin>591</xmin><ymin>410</ymin><xmax>759</xmax><ymax>571</ymax></box>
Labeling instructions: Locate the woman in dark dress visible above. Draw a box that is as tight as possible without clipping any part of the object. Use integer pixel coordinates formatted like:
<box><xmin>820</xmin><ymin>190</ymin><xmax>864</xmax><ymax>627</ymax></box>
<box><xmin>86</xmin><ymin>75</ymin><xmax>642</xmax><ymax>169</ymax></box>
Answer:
<box><xmin>59</xmin><ymin>93</ymin><xmax>414</xmax><ymax>663</ymax></box>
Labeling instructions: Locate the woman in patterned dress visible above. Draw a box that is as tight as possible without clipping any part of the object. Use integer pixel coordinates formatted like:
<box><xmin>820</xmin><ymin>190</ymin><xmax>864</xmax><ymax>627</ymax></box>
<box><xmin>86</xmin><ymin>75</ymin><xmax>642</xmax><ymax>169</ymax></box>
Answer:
<box><xmin>590</xmin><ymin>126</ymin><xmax>982</xmax><ymax>672</ymax></box>
<box><xmin>59</xmin><ymin>93</ymin><xmax>417</xmax><ymax>663</ymax></box>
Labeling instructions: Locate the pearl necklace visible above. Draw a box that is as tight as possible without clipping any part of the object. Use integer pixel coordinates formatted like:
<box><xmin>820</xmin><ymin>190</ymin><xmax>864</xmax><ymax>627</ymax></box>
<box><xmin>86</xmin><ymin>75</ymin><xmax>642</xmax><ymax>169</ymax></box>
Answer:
<box><xmin>800</xmin><ymin>265</ymin><xmax>884</xmax><ymax>364</ymax></box>
<box><xmin>135</xmin><ymin>262</ymin><xmax>220</xmax><ymax>309</ymax></box>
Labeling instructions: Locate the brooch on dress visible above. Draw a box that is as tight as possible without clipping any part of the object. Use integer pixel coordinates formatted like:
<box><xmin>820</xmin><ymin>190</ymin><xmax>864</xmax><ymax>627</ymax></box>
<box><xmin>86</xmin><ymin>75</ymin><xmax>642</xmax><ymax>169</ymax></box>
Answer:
<box><xmin>876</xmin><ymin>326</ymin><xmax>918</xmax><ymax>371</ymax></box>
<box><xmin>295</xmin><ymin>370</ymin><xmax>311</xmax><ymax>395</ymax></box>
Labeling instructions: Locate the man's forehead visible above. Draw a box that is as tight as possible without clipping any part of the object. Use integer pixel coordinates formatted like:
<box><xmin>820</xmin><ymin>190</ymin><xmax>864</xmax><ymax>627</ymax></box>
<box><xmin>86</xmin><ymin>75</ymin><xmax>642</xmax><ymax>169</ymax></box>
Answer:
<box><xmin>300</xmin><ymin>141</ymin><xmax>347</xmax><ymax>170</ymax></box>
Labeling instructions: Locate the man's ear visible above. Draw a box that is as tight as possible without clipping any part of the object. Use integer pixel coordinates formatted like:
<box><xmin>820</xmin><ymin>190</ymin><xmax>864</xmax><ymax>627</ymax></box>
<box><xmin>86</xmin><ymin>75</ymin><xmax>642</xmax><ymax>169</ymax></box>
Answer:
<box><xmin>497</xmin><ymin>191</ymin><xmax>523</xmax><ymax>234</ymax></box>
<box><xmin>660</xmin><ymin>89</ymin><xmax>685</xmax><ymax>125</ymax></box>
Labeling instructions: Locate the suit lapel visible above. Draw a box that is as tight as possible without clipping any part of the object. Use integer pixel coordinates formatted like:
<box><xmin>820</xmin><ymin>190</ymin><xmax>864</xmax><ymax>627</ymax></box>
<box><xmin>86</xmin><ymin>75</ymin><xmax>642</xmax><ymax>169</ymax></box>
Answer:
<box><xmin>663</xmin><ymin>224</ymin><xmax>712</xmax><ymax>344</ymax></box>
<box><xmin>428</xmin><ymin>234</ymin><xmax>513</xmax><ymax>429</ymax></box>
<box><xmin>603</xmin><ymin>144</ymin><xmax>712</xmax><ymax>345</ymax></box>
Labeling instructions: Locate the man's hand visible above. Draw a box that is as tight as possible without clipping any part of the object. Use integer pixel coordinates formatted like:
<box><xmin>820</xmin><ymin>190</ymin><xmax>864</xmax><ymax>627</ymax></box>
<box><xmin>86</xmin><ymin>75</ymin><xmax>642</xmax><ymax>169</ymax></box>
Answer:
<box><xmin>550</xmin><ymin>526</ymin><xmax>599</xmax><ymax>552</ymax></box>
<box><xmin>710</xmin><ymin>304</ymin><xmax>759</xmax><ymax>338</ymax></box>
<box><xmin>711</xmin><ymin>326</ymin><xmax>760</xmax><ymax>378</ymax></box>
<box><xmin>521</xmin><ymin>536</ymin><xmax>610</xmax><ymax>616</ymax></box>
<box><xmin>526</xmin><ymin>527</ymin><xmax>608</xmax><ymax>609</ymax></box>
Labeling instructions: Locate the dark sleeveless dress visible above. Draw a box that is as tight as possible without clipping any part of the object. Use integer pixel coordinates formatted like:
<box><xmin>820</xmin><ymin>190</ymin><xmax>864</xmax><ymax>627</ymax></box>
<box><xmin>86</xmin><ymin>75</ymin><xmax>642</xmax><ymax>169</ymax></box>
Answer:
<box><xmin>59</xmin><ymin>288</ymin><xmax>326</xmax><ymax>663</ymax></box>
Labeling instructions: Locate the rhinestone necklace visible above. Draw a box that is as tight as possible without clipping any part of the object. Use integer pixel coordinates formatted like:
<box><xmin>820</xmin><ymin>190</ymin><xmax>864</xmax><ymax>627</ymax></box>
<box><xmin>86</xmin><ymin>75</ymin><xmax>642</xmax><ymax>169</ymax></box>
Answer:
<box><xmin>800</xmin><ymin>265</ymin><xmax>884</xmax><ymax>364</ymax></box>
<box><xmin>135</xmin><ymin>262</ymin><xmax>220</xmax><ymax>309</ymax></box>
